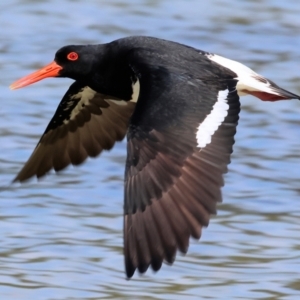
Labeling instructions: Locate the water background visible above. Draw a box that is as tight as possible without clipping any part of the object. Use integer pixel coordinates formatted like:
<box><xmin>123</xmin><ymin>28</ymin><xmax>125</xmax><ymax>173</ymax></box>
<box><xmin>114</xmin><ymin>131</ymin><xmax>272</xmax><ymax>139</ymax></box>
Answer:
<box><xmin>1</xmin><ymin>1</ymin><xmax>300</xmax><ymax>299</ymax></box>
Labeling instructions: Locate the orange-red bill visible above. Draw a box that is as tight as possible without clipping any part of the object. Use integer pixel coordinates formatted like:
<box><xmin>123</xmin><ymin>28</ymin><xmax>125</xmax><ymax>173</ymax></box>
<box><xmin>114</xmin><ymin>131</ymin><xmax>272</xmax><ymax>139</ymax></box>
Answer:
<box><xmin>10</xmin><ymin>61</ymin><xmax>63</xmax><ymax>90</ymax></box>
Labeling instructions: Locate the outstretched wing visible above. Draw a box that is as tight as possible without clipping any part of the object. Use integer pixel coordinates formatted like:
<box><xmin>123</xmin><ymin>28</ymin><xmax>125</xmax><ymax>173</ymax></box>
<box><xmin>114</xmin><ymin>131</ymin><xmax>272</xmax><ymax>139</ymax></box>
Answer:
<box><xmin>15</xmin><ymin>81</ymin><xmax>135</xmax><ymax>182</ymax></box>
<box><xmin>124</xmin><ymin>76</ymin><xmax>240</xmax><ymax>277</ymax></box>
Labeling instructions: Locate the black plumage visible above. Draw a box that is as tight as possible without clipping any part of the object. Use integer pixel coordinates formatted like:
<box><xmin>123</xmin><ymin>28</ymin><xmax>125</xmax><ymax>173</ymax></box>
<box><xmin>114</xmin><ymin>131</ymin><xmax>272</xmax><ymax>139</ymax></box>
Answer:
<box><xmin>10</xmin><ymin>36</ymin><xmax>300</xmax><ymax>278</ymax></box>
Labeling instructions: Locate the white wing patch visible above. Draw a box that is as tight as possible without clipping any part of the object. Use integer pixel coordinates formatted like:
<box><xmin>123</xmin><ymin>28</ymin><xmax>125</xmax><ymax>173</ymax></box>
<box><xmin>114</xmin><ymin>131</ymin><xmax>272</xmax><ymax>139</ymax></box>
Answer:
<box><xmin>64</xmin><ymin>80</ymin><xmax>140</xmax><ymax>124</ymax></box>
<box><xmin>196</xmin><ymin>89</ymin><xmax>229</xmax><ymax>148</ymax></box>
<box><xmin>68</xmin><ymin>86</ymin><xmax>96</xmax><ymax>121</ymax></box>
<box><xmin>206</xmin><ymin>54</ymin><xmax>280</xmax><ymax>97</ymax></box>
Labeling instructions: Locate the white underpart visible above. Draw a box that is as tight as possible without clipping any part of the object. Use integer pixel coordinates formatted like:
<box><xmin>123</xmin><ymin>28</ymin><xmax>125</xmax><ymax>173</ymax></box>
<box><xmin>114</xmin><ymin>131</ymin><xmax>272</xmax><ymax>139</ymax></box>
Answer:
<box><xmin>196</xmin><ymin>89</ymin><xmax>229</xmax><ymax>148</ymax></box>
<box><xmin>130</xmin><ymin>79</ymin><xmax>140</xmax><ymax>103</ymax></box>
<box><xmin>206</xmin><ymin>54</ymin><xmax>279</xmax><ymax>97</ymax></box>
<box><xmin>107</xmin><ymin>80</ymin><xmax>140</xmax><ymax>106</ymax></box>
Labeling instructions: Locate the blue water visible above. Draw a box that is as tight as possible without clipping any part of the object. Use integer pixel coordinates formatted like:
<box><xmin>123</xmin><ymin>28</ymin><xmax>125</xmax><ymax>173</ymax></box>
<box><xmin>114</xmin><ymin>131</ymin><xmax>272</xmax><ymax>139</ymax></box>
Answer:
<box><xmin>1</xmin><ymin>0</ymin><xmax>300</xmax><ymax>299</ymax></box>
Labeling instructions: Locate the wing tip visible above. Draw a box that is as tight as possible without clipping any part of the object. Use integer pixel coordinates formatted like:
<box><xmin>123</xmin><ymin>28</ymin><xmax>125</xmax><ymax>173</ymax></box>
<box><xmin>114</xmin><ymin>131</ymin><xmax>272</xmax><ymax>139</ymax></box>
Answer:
<box><xmin>125</xmin><ymin>258</ymin><xmax>166</xmax><ymax>279</ymax></box>
<box><xmin>12</xmin><ymin>173</ymin><xmax>29</xmax><ymax>183</ymax></box>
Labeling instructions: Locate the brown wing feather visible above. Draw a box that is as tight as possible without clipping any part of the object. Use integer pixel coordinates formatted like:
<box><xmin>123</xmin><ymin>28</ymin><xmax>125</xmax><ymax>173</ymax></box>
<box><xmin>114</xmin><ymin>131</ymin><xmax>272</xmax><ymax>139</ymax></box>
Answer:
<box><xmin>124</xmin><ymin>81</ymin><xmax>240</xmax><ymax>278</ymax></box>
<box><xmin>14</xmin><ymin>84</ymin><xmax>136</xmax><ymax>182</ymax></box>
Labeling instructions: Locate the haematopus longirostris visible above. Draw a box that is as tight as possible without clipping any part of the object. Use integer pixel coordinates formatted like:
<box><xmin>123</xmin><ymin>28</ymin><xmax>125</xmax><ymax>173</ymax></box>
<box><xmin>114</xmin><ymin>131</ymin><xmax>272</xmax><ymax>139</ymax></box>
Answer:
<box><xmin>10</xmin><ymin>36</ymin><xmax>300</xmax><ymax>278</ymax></box>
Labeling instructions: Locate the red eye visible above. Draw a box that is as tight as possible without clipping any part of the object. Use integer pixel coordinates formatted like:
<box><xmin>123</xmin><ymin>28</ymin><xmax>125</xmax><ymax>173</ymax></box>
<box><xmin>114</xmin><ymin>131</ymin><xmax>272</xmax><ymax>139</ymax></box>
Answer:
<box><xmin>67</xmin><ymin>52</ymin><xmax>78</xmax><ymax>61</ymax></box>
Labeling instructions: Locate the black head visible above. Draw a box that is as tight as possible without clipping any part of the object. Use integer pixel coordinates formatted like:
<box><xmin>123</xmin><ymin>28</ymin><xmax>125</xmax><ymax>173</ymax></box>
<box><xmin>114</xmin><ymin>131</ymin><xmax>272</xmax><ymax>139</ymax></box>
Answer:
<box><xmin>10</xmin><ymin>41</ymin><xmax>135</xmax><ymax>100</ymax></box>
<box><xmin>54</xmin><ymin>45</ymin><xmax>103</xmax><ymax>80</ymax></box>
<box><xmin>10</xmin><ymin>44</ymin><xmax>106</xmax><ymax>90</ymax></box>
<box><xmin>54</xmin><ymin>43</ymin><xmax>136</xmax><ymax>99</ymax></box>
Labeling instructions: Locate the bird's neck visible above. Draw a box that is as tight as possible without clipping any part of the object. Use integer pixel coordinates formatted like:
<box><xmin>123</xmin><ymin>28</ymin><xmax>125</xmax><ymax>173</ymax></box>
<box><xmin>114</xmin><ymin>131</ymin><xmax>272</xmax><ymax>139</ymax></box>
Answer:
<box><xmin>84</xmin><ymin>50</ymin><xmax>138</xmax><ymax>101</ymax></box>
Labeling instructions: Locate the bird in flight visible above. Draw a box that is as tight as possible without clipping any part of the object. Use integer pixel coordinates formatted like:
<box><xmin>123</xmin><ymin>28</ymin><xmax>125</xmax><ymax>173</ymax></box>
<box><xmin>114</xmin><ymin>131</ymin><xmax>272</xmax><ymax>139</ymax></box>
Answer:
<box><xmin>10</xmin><ymin>36</ymin><xmax>300</xmax><ymax>278</ymax></box>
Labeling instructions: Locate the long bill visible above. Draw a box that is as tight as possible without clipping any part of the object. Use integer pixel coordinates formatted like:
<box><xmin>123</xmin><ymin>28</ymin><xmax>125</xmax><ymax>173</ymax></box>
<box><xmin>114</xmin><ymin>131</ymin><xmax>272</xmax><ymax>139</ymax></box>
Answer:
<box><xmin>10</xmin><ymin>61</ymin><xmax>62</xmax><ymax>90</ymax></box>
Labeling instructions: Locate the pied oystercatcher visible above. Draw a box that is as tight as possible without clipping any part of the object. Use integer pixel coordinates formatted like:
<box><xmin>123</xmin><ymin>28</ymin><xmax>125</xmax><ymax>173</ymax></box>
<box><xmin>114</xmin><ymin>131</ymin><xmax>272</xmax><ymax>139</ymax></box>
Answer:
<box><xmin>10</xmin><ymin>36</ymin><xmax>300</xmax><ymax>278</ymax></box>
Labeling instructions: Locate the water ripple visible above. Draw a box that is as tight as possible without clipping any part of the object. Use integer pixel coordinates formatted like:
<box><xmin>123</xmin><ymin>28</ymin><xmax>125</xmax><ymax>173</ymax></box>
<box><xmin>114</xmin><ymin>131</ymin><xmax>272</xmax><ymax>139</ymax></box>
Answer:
<box><xmin>1</xmin><ymin>0</ymin><xmax>300</xmax><ymax>299</ymax></box>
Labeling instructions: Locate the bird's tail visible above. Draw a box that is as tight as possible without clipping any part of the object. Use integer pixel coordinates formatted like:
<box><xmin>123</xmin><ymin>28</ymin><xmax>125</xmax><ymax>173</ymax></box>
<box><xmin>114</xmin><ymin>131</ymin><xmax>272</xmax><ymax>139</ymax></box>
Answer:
<box><xmin>206</xmin><ymin>53</ymin><xmax>300</xmax><ymax>101</ymax></box>
<box><xmin>243</xmin><ymin>78</ymin><xmax>300</xmax><ymax>101</ymax></box>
